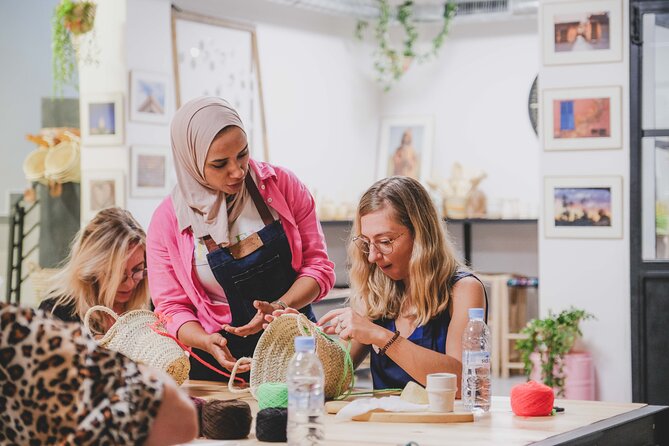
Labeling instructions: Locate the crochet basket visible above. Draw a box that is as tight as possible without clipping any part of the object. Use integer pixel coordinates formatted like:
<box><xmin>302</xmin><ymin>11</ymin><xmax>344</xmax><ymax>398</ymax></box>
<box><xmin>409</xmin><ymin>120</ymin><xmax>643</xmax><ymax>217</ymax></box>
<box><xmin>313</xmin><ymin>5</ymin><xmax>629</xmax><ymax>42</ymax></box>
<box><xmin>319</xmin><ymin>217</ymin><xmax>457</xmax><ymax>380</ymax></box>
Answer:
<box><xmin>228</xmin><ymin>313</ymin><xmax>353</xmax><ymax>400</ymax></box>
<box><xmin>83</xmin><ymin>306</ymin><xmax>190</xmax><ymax>385</ymax></box>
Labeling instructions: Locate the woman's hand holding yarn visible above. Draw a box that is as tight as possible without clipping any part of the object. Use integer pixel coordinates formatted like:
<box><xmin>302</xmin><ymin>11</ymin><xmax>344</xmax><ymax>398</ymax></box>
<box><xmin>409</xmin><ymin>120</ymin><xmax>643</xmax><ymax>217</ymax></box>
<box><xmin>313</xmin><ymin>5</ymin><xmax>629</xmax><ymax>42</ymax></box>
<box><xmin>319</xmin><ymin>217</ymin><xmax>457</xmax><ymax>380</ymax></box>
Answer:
<box><xmin>317</xmin><ymin>308</ymin><xmax>380</xmax><ymax>344</ymax></box>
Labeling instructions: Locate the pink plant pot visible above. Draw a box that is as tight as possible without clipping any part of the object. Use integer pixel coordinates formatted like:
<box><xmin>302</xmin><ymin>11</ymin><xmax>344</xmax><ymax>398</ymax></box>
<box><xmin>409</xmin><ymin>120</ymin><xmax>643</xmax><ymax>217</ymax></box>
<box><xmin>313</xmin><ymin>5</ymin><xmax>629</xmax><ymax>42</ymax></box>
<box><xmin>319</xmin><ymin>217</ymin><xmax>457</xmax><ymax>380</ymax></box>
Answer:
<box><xmin>529</xmin><ymin>351</ymin><xmax>595</xmax><ymax>400</ymax></box>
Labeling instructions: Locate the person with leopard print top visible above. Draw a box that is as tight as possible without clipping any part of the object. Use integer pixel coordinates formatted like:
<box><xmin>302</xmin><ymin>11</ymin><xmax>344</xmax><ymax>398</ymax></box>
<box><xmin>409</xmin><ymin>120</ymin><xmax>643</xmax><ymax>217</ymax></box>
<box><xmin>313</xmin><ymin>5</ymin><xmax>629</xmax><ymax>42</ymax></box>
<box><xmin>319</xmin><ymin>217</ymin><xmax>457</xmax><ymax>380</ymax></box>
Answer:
<box><xmin>0</xmin><ymin>303</ymin><xmax>197</xmax><ymax>445</ymax></box>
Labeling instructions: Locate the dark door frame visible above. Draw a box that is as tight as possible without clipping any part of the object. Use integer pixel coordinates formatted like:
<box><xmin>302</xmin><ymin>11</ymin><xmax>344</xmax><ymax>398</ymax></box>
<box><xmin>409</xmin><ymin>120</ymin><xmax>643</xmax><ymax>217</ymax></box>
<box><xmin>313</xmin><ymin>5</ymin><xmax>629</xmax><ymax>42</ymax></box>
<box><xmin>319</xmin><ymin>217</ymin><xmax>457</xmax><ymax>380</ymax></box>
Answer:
<box><xmin>630</xmin><ymin>0</ymin><xmax>669</xmax><ymax>403</ymax></box>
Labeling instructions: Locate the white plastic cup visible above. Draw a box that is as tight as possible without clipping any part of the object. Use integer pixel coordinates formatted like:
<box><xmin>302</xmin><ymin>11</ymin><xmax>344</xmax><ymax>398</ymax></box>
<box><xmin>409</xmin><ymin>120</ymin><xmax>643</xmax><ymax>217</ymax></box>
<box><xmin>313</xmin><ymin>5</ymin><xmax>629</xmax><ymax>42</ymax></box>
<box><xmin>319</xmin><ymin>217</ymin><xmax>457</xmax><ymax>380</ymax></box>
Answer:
<box><xmin>426</xmin><ymin>372</ymin><xmax>457</xmax><ymax>413</ymax></box>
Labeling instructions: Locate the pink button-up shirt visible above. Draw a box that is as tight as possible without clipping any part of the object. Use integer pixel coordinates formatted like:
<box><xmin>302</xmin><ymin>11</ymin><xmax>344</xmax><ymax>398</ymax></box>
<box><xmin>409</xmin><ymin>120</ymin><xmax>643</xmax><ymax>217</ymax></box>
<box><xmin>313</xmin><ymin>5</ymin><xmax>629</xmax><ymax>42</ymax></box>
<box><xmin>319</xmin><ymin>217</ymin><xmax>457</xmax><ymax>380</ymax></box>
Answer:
<box><xmin>146</xmin><ymin>160</ymin><xmax>335</xmax><ymax>336</ymax></box>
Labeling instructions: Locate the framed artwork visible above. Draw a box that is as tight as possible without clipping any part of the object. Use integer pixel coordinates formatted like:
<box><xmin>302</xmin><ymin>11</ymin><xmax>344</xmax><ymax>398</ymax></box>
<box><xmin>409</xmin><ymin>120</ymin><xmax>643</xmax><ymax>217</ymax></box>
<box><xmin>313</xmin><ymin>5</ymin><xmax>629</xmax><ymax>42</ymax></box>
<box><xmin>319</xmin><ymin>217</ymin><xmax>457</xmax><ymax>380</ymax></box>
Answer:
<box><xmin>130</xmin><ymin>71</ymin><xmax>170</xmax><ymax>124</ymax></box>
<box><xmin>81</xmin><ymin>93</ymin><xmax>124</xmax><ymax>146</ymax></box>
<box><xmin>376</xmin><ymin>116</ymin><xmax>434</xmax><ymax>183</ymax></box>
<box><xmin>542</xmin><ymin>86</ymin><xmax>621</xmax><ymax>151</ymax></box>
<box><xmin>172</xmin><ymin>10</ymin><xmax>268</xmax><ymax>161</ymax></box>
<box><xmin>130</xmin><ymin>146</ymin><xmax>173</xmax><ymax>197</ymax></box>
<box><xmin>82</xmin><ymin>170</ymin><xmax>125</xmax><ymax>222</ymax></box>
<box><xmin>542</xmin><ymin>0</ymin><xmax>622</xmax><ymax>65</ymax></box>
<box><xmin>544</xmin><ymin>176</ymin><xmax>622</xmax><ymax>238</ymax></box>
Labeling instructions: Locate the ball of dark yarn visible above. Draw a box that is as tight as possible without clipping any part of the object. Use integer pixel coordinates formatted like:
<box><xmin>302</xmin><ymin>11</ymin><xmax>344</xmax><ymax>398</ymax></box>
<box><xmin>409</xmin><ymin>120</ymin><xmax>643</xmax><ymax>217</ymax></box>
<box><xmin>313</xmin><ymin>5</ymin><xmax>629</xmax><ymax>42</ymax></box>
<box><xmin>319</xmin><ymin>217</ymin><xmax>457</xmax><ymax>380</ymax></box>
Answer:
<box><xmin>202</xmin><ymin>399</ymin><xmax>252</xmax><ymax>440</ymax></box>
<box><xmin>189</xmin><ymin>396</ymin><xmax>206</xmax><ymax>436</ymax></box>
<box><xmin>256</xmin><ymin>407</ymin><xmax>288</xmax><ymax>443</ymax></box>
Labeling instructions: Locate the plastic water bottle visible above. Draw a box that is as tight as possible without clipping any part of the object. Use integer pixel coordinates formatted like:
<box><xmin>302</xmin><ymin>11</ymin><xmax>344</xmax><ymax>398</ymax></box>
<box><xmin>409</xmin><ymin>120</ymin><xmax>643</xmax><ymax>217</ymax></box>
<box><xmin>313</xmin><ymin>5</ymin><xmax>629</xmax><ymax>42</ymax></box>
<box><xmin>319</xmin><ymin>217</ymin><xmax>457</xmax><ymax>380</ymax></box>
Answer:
<box><xmin>462</xmin><ymin>308</ymin><xmax>491</xmax><ymax>413</ymax></box>
<box><xmin>287</xmin><ymin>336</ymin><xmax>324</xmax><ymax>445</ymax></box>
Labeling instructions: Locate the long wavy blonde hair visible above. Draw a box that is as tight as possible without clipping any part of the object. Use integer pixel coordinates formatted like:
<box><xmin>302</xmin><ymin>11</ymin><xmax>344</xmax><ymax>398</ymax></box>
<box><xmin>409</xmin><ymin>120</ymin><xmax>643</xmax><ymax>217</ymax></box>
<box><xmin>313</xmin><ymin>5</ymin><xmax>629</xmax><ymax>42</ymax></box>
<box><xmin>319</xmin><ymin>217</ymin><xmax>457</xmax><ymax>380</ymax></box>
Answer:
<box><xmin>45</xmin><ymin>207</ymin><xmax>149</xmax><ymax>324</ymax></box>
<box><xmin>349</xmin><ymin>176</ymin><xmax>463</xmax><ymax>326</ymax></box>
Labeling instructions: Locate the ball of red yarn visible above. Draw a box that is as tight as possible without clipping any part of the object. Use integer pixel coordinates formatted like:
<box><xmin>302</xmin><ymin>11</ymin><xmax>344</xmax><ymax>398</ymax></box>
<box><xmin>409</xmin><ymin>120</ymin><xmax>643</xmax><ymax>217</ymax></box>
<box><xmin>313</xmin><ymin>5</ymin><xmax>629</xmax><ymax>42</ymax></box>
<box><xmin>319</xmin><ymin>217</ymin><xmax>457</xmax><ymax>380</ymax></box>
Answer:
<box><xmin>510</xmin><ymin>380</ymin><xmax>554</xmax><ymax>416</ymax></box>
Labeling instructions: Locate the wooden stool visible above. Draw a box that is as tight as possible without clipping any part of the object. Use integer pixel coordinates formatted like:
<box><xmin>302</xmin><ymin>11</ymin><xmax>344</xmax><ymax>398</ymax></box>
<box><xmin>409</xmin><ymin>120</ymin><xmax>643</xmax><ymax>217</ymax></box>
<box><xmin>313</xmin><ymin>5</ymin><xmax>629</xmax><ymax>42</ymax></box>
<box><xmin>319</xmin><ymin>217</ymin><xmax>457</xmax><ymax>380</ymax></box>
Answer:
<box><xmin>503</xmin><ymin>277</ymin><xmax>539</xmax><ymax>378</ymax></box>
<box><xmin>477</xmin><ymin>273</ymin><xmax>512</xmax><ymax>379</ymax></box>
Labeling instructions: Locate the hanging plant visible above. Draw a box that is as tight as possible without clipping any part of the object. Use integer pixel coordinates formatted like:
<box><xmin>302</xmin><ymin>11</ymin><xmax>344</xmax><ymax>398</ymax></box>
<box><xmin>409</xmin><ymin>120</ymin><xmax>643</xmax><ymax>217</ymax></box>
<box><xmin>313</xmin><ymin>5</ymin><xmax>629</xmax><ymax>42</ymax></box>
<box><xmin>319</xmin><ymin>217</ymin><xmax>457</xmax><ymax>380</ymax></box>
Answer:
<box><xmin>52</xmin><ymin>0</ymin><xmax>97</xmax><ymax>96</ymax></box>
<box><xmin>356</xmin><ymin>0</ymin><xmax>457</xmax><ymax>90</ymax></box>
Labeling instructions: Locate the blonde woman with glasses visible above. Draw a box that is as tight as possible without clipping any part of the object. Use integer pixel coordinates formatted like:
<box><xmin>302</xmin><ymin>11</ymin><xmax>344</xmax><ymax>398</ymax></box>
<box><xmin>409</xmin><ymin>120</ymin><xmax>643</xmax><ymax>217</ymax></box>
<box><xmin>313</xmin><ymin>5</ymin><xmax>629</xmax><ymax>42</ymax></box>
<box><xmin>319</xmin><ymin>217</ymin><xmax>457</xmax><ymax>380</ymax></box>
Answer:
<box><xmin>315</xmin><ymin>176</ymin><xmax>488</xmax><ymax>392</ymax></box>
<box><xmin>40</xmin><ymin>207</ymin><xmax>149</xmax><ymax>333</ymax></box>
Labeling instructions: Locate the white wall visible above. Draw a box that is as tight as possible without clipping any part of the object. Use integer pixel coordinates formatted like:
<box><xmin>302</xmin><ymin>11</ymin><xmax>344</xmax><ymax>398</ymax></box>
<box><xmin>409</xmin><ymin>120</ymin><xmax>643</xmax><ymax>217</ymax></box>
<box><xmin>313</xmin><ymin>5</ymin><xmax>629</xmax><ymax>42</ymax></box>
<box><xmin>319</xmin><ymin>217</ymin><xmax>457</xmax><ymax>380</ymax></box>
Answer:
<box><xmin>81</xmin><ymin>0</ymin><xmax>382</xmax><ymax>229</ymax></box>
<box><xmin>538</xmin><ymin>0</ymin><xmax>631</xmax><ymax>402</ymax></box>
<box><xmin>0</xmin><ymin>0</ymin><xmax>75</xmax><ymax>215</ymax></box>
<box><xmin>172</xmin><ymin>0</ymin><xmax>382</xmax><ymax>208</ymax></box>
<box><xmin>124</xmin><ymin>0</ymin><xmax>173</xmax><ymax>227</ymax></box>
<box><xmin>382</xmin><ymin>18</ymin><xmax>541</xmax><ymax>212</ymax></box>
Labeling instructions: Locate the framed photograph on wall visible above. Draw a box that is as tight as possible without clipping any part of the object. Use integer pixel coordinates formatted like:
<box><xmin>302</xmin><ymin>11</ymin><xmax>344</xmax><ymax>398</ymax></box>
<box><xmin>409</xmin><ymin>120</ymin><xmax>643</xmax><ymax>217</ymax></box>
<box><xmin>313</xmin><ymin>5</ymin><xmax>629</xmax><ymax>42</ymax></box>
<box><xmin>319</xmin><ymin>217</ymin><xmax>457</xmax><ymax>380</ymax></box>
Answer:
<box><xmin>82</xmin><ymin>170</ymin><xmax>125</xmax><ymax>222</ymax></box>
<box><xmin>130</xmin><ymin>145</ymin><xmax>172</xmax><ymax>197</ymax></box>
<box><xmin>172</xmin><ymin>10</ymin><xmax>268</xmax><ymax>162</ymax></box>
<box><xmin>542</xmin><ymin>86</ymin><xmax>621</xmax><ymax>151</ymax></box>
<box><xmin>544</xmin><ymin>176</ymin><xmax>622</xmax><ymax>238</ymax></box>
<box><xmin>376</xmin><ymin>116</ymin><xmax>434</xmax><ymax>184</ymax></box>
<box><xmin>542</xmin><ymin>0</ymin><xmax>622</xmax><ymax>65</ymax></box>
<box><xmin>130</xmin><ymin>71</ymin><xmax>170</xmax><ymax>124</ymax></box>
<box><xmin>81</xmin><ymin>93</ymin><xmax>124</xmax><ymax>146</ymax></box>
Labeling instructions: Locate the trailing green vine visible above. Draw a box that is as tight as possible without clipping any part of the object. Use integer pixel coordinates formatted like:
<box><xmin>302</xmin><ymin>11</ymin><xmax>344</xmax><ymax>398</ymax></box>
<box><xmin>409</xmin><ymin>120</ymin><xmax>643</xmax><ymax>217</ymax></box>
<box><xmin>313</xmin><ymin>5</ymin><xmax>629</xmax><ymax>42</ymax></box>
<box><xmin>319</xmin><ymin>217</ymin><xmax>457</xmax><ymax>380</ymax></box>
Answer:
<box><xmin>356</xmin><ymin>0</ymin><xmax>457</xmax><ymax>90</ymax></box>
<box><xmin>52</xmin><ymin>0</ymin><xmax>97</xmax><ymax>96</ymax></box>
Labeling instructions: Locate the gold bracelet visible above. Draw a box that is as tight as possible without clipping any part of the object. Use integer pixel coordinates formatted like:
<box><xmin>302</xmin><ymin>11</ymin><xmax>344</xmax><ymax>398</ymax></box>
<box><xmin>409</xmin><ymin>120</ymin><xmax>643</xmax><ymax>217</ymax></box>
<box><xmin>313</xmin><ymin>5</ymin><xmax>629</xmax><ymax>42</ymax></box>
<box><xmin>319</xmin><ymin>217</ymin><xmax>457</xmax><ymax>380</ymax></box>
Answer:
<box><xmin>272</xmin><ymin>300</ymin><xmax>288</xmax><ymax>310</ymax></box>
<box><xmin>378</xmin><ymin>330</ymin><xmax>401</xmax><ymax>356</ymax></box>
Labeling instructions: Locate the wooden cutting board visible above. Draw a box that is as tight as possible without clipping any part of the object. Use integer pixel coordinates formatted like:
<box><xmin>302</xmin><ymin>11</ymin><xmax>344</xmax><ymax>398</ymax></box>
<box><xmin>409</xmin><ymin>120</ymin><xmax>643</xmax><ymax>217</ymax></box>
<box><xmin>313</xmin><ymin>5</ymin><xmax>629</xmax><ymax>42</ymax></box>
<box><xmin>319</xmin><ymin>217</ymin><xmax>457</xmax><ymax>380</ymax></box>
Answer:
<box><xmin>325</xmin><ymin>400</ymin><xmax>474</xmax><ymax>423</ymax></box>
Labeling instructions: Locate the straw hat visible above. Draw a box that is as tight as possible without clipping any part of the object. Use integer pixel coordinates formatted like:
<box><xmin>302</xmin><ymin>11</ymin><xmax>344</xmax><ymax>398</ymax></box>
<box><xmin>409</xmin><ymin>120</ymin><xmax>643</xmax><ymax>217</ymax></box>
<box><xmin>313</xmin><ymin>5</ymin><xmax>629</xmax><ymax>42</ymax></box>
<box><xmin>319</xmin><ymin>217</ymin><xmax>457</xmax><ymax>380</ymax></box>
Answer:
<box><xmin>22</xmin><ymin>148</ymin><xmax>48</xmax><ymax>183</ymax></box>
<box><xmin>44</xmin><ymin>140</ymin><xmax>81</xmax><ymax>183</ymax></box>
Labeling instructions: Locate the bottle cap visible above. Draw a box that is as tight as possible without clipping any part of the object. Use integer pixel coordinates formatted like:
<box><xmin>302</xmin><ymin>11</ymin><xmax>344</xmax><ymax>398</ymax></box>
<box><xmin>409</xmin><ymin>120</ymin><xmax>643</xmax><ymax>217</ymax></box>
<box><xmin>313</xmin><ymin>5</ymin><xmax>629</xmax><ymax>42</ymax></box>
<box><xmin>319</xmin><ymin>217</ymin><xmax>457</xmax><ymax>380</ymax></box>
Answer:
<box><xmin>468</xmin><ymin>308</ymin><xmax>484</xmax><ymax>320</ymax></box>
<box><xmin>294</xmin><ymin>336</ymin><xmax>316</xmax><ymax>352</ymax></box>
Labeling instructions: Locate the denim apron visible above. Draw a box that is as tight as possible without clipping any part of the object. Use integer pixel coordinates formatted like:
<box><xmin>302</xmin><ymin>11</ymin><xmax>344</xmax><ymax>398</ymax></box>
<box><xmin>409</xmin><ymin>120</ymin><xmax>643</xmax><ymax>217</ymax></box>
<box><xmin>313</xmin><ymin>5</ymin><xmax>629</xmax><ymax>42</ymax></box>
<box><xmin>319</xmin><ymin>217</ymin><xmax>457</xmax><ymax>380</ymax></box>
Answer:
<box><xmin>188</xmin><ymin>174</ymin><xmax>316</xmax><ymax>381</ymax></box>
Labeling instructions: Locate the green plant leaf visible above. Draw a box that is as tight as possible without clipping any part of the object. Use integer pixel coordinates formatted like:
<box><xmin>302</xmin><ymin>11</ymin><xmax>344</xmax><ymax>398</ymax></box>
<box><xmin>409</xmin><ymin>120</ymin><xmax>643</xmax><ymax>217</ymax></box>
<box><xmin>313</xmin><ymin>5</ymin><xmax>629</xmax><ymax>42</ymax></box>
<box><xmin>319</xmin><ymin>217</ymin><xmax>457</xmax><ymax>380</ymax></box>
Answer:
<box><xmin>361</xmin><ymin>0</ymin><xmax>456</xmax><ymax>90</ymax></box>
<box><xmin>52</xmin><ymin>0</ymin><xmax>96</xmax><ymax>96</ymax></box>
<box><xmin>515</xmin><ymin>306</ymin><xmax>595</xmax><ymax>396</ymax></box>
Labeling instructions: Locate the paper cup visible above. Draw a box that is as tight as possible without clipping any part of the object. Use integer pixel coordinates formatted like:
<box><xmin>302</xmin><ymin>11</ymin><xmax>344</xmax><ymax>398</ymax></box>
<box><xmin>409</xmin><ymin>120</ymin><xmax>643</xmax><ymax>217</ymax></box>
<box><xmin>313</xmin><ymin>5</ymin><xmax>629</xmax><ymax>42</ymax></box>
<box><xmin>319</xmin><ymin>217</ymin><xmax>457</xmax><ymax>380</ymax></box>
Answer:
<box><xmin>426</xmin><ymin>373</ymin><xmax>457</xmax><ymax>413</ymax></box>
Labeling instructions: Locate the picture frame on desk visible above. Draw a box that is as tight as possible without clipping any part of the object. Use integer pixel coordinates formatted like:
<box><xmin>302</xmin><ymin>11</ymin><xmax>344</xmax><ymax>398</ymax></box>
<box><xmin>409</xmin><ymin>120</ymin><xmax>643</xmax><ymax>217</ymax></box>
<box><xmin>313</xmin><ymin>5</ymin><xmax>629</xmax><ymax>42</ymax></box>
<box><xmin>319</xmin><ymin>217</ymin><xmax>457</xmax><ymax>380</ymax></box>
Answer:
<box><xmin>544</xmin><ymin>176</ymin><xmax>622</xmax><ymax>239</ymax></box>
<box><xmin>376</xmin><ymin>116</ymin><xmax>434</xmax><ymax>184</ymax></box>
<box><xmin>542</xmin><ymin>86</ymin><xmax>621</xmax><ymax>151</ymax></box>
<box><xmin>81</xmin><ymin>93</ymin><xmax>124</xmax><ymax>146</ymax></box>
<box><xmin>541</xmin><ymin>0</ymin><xmax>622</xmax><ymax>65</ymax></box>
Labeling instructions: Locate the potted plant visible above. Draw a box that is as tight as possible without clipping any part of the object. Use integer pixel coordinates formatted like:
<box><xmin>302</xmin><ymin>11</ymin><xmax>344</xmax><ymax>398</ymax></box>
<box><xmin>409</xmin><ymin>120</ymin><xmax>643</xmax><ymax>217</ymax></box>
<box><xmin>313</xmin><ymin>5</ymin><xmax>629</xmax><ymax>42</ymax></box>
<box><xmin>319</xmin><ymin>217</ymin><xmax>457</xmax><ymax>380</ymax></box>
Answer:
<box><xmin>52</xmin><ymin>0</ymin><xmax>97</xmax><ymax>95</ymax></box>
<box><xmin>515</xmin><ymin>307</ymin><xmax>595</xmax><ymax>397</ymax></box>
<box><xmin>355</xmin><ymin>0</ymin><xmax>457</xmax><ymax>90</ymax></box>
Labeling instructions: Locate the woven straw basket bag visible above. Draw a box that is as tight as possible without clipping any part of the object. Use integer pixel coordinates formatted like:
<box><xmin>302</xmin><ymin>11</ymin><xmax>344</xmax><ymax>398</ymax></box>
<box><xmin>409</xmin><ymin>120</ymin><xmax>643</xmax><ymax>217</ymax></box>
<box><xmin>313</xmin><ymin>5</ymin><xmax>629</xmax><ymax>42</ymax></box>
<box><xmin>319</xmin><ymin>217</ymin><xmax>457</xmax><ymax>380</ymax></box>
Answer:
<box><xmin>84</xmin><ymin>306</ymin><xmax>190</xmax><ymax>385</ymax></box>
<box><xmin>228</xmin><ymin>313</ymin><xmax>353</xmax><ymax>400</ymax></box>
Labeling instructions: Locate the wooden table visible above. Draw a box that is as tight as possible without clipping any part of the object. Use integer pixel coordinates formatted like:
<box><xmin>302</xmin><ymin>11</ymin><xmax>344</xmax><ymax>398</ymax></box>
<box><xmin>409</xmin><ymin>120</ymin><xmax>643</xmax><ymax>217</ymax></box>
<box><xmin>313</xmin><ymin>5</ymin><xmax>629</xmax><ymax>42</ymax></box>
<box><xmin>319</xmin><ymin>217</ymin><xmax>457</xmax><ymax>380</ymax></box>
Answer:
<box><xmin>182</xmin><ymin>381</ymin><xmax>668</xmax><ymax>445</ymax></box>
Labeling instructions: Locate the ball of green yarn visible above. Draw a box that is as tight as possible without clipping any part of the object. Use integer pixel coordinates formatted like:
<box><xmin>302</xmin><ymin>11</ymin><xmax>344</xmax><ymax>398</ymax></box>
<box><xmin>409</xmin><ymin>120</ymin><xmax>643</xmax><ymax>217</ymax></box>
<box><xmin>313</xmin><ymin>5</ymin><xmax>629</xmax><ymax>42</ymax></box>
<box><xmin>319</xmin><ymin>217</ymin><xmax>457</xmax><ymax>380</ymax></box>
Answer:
<box><xmin>257</xmin><ymin>382</ymin><xmax>289</xmax><ymax>410</ymax></box>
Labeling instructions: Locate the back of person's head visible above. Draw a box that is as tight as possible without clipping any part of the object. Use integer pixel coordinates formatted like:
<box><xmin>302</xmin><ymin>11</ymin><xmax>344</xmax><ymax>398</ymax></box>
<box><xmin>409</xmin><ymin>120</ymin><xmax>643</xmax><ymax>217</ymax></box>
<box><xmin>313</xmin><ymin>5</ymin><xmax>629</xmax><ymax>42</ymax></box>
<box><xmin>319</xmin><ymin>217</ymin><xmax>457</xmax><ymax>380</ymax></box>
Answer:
<box><xmin>349</xmin><ymin>176</ymin><xmax>460</xmax><ymax>325</ymax></box>
<box><xmin>46</xmin><ymin>207</ymin><xmax>149</xmax><ymax>321</ymax></box>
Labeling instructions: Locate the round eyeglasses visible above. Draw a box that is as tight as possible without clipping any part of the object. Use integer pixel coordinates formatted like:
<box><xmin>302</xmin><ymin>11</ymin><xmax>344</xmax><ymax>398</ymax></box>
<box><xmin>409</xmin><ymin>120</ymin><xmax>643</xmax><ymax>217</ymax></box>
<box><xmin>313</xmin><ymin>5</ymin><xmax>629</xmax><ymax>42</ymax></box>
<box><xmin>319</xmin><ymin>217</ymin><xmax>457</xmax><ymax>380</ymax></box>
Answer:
<box><xmin>122</xmin><ymin>268</ymin><xmax>147</xmax><ymax>283</ymax></box>
<box><xmin>352</xmin><ymin>232</ymin><xmax>405</xmax><ymax>255</ymax></box>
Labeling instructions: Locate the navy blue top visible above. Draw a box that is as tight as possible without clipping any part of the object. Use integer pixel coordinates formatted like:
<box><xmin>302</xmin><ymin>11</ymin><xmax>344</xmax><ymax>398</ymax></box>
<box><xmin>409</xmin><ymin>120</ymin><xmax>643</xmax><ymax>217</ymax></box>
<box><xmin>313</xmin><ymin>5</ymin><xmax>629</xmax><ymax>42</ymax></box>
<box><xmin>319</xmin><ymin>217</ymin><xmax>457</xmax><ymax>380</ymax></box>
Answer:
<box><xmin>369</xmin><ymin>270</ymin><xmax>487</xmax><ymax>390</ymax></box>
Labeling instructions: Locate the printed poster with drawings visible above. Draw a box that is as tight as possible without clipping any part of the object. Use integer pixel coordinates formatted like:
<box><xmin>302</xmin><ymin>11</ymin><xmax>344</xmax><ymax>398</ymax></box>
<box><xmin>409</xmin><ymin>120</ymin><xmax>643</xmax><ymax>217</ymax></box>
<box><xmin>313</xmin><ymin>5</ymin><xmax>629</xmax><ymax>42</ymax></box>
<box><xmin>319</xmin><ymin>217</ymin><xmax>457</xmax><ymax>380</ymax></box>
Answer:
<box><xmin>172</xmin><ymin>11</ymin><xmax>268</xmax><ymax>161</ymax></box>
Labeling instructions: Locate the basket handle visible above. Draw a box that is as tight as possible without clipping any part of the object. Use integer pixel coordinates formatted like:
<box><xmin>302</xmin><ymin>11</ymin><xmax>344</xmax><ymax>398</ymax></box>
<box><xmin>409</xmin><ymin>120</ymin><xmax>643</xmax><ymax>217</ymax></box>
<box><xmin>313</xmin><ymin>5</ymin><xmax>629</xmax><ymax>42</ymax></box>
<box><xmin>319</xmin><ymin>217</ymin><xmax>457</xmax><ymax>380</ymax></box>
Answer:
<box><xmin>296</xmin><ymin>313</ymin><xmax>317</xmax><ymax>337</ymax></box>
<box><xmin>83</xmin><ymin>305</ymin><xmax>118</xmax><ymax>333</ymax></box>
<box><xmin>228</xmin><ymin>357</ymin><xmax>252</xmax><ymax>394</ymax></box>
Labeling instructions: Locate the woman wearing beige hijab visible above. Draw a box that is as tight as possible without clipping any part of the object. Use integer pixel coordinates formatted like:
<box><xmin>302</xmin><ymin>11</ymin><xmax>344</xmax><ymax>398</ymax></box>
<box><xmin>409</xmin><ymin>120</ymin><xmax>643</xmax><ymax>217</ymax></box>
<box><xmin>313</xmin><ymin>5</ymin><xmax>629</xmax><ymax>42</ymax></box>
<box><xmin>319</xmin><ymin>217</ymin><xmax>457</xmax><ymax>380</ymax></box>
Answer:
<box><xmin>147</xmin><ymin>97</ymin><xmax>335</xmax><ymax>380</ymax></box>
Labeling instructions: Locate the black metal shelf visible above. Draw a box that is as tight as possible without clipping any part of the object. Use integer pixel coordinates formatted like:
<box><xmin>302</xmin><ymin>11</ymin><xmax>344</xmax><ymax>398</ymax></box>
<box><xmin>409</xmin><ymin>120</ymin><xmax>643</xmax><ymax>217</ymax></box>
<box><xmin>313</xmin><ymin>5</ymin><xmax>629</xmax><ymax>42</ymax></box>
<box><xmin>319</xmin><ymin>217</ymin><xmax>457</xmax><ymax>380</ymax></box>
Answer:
<box><xmin>320</xmin><ymin>218</ymin><xmax>538</xmax><ymax>265</ymax></box>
